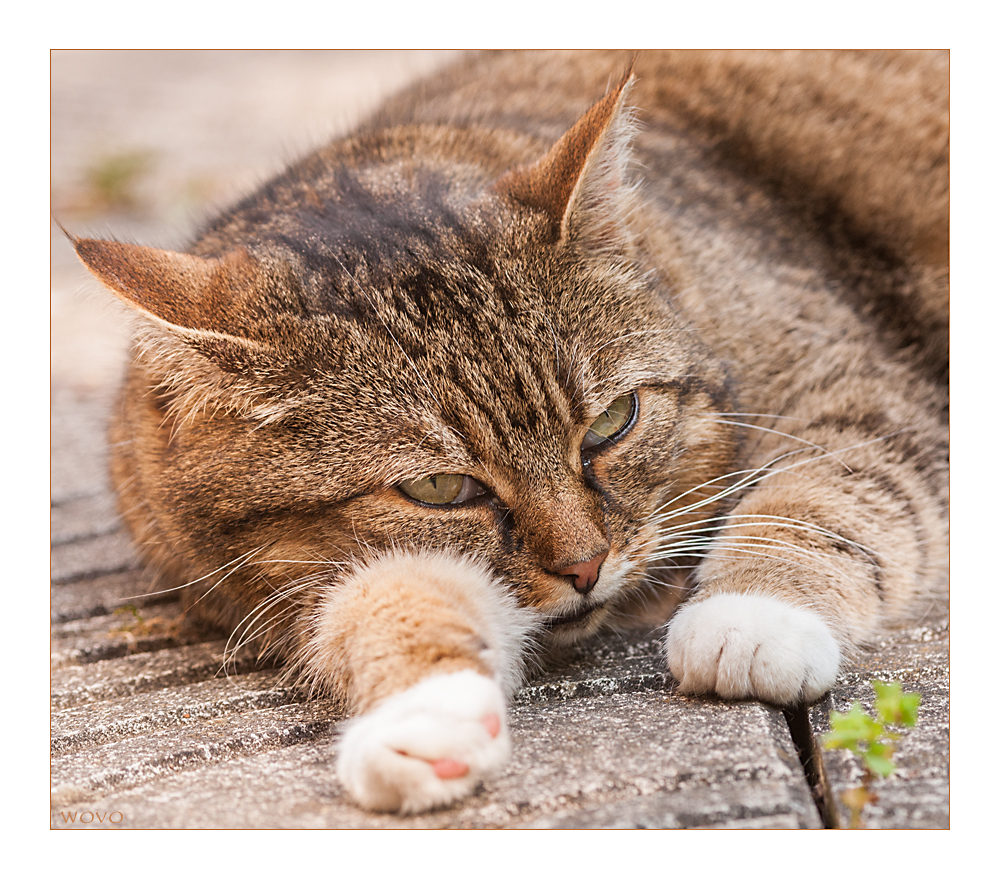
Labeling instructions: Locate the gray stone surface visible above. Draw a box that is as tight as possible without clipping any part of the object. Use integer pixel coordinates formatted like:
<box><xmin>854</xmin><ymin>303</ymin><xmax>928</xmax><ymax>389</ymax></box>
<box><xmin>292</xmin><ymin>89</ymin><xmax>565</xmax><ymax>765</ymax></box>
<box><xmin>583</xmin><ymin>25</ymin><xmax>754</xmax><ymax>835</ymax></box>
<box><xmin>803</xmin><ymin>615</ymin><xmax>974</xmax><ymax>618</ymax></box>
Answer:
<box><xmin>50</xmin><ymin>388</ymin><xmax>117</xmax><ymax>505</ymax></box>
<box><xmin>50</xmin><ymin>663</ymin><xmax>821</xmax><ymax>829</ymax></box>
<box><xmin>51</xmin><ymin>640</ymin><xmax>269</xmax><ymax>710</ymax></box>
<box><xmin>50</xmin><ymin>50</ymin><xmax>949</xmax><ymax>831</ymax></box>
<box><xmin>51</xmin><ymin>492</ymin><xmax>121</xmax><ymax>546</ymax></box>
<box><xmin>50</xmin><ymin>530</ymin><xmax>138</xmax><ymax>585</ymax></box>
<box><xmin>51</xmin><ymin>567</ymin><xmax>160</xmax><ymax>624</ymax></box>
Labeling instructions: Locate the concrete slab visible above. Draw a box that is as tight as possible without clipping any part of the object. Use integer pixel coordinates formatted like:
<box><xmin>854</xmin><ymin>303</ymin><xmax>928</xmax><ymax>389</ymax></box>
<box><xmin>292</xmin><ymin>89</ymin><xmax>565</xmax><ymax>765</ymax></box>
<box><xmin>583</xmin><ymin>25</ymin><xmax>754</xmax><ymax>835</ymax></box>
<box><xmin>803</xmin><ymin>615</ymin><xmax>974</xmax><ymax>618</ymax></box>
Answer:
<box><xmin>50</xmin><ymin>529</ymin><xmax>138</xmax><ymax>585</ymax></box>
<box><xmin>52</xmin><ymin>640</ymin><xmax>264</xmax><ymax>710</ymax></box>
<box><xmin>50</xmin><ymin>663</ymin><xmax>820</xmax><ymax>829</ymax></box>
<box><xmin>51</xmin><ymin>700</ymin><xmax>338</xmax><ymax>812</ymax></box>
<box><xmin>51</xmin><ymin>492</ymin><xmax>121</xmax><ymax>546</ymax></box>
<box><xmin>51</xmin><ymin>669</ymin><xmax>296</xmax><ymax>753</ymax></box>
<box><xmin>51</xmin><ymin>567</ymin><xmax>160</xmax><ymax>624</ymax></box>
<box><xmin>50</xmin><ymin>388</ymin><xmax>115</xmax><ymax>504</ymax></box>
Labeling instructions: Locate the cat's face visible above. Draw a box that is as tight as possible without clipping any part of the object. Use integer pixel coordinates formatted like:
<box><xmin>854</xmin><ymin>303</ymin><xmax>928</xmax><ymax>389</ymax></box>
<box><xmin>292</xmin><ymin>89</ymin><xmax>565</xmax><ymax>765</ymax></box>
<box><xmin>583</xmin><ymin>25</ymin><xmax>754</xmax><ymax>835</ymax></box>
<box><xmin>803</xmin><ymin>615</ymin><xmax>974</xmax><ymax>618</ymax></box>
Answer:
<box><xmin>123</xmin><ymin>189</ymin><xmax>731</xmax><ymax>647</ymax></box>
<box><xmin>77</xmin><ymin>77</ymin><xmax>738</xmax><ymax>650</ymax></box>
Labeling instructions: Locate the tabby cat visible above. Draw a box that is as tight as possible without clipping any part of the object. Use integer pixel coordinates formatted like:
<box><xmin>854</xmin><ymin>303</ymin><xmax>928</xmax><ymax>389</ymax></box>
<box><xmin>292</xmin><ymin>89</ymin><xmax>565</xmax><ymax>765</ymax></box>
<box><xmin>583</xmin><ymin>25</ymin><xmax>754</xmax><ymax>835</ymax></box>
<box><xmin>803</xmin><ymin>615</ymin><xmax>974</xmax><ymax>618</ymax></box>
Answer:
<box><xmin>71</xmin><ymin>51</ymin><xmax>949</xmax><ymax>814</ymax></box>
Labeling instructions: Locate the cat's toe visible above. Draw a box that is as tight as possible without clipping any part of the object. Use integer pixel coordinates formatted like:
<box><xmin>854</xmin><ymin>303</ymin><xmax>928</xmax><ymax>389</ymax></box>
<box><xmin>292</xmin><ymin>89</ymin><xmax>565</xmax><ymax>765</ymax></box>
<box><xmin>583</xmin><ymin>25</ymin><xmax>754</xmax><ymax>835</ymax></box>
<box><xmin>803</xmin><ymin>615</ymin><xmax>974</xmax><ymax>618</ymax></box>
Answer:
<box><xmin>664</xmin><ymin>593</ymin><xmax>840</xmax><ymax>705</ymax></box>
<box><xmin>335</xmin><ymin>670</ymin><xmax>510</xmax><ymax>814</ymax></box>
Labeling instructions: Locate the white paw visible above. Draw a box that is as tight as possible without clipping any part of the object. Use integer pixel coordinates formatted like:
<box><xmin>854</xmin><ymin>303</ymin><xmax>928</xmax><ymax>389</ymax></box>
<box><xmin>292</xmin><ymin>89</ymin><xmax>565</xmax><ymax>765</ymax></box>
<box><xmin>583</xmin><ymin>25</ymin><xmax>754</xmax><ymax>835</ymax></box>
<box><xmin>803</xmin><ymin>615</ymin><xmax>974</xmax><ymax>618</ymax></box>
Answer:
<box><xmin>336</xmin><ymin>670</ymin><xmax>510</xmax><ymax>814</ymax></box>
<box><xmin>664</xmin><ymin>594</ymin><xmax>840</xmax><ymax>705</ymax></box>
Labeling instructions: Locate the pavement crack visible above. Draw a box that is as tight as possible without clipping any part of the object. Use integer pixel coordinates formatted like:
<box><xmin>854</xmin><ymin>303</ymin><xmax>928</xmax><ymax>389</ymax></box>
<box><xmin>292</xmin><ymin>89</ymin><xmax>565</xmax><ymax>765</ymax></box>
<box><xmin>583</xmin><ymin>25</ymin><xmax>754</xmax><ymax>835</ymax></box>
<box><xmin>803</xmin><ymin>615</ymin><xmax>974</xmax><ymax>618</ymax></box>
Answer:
<box><xmin>783</xmin><ymin>704</ymin><xmax>837</xmax><ymax>828</ymax></box>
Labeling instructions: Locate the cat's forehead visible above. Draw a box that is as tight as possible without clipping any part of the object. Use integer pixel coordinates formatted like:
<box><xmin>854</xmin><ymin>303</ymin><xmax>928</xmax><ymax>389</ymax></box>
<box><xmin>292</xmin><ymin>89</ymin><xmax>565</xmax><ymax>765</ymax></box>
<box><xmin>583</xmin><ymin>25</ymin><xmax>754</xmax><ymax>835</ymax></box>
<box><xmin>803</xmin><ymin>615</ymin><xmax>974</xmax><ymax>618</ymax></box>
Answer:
<box><xmin>207</xmin><ymin>144</ymin><xmax>691</xmax><ymax>475</ymax></box>
<box><xmin>310</xmin><ymin>266</ymin><xmax>671</xmax><ymax>480</ymax></box>
<box><xmin>317</xmin><ymin>235</ymin><xmax>650</xmax><ymax>408</ymax></box>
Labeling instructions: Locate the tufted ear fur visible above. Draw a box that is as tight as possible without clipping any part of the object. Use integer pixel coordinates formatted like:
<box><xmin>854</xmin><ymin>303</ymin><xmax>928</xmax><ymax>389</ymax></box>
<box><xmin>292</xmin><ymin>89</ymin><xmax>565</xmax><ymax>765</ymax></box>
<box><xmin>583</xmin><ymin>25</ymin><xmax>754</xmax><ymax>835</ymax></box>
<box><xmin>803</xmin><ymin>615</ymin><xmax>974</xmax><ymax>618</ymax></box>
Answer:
<box><xmin>71</xmin><ymin>236</ymin><xmax>302</xmax><ymax>376</ymax></box>
<box><xmin>71</xmin><ymin>236</ymin><xmax>308</xmax><ymax>426</ymax></box>
<box><xmin>72</xmin><ymin>237</ymin><xmax>262</xmax><ymax>334</ymax></box>
<box><xmin>491</xmin><ymin>61</ymin><xmax>637</xmax><ymax>250</ymax></box>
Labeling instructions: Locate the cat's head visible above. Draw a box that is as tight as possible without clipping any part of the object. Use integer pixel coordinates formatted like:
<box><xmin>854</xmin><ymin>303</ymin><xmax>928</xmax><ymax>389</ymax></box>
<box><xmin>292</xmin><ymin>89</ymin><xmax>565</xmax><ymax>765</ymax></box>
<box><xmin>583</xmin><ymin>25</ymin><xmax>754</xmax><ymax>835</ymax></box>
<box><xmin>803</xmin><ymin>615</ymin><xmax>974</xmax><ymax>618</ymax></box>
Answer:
<box><xmin>73</xmin><ymin>68</ymin><xmax>736</xmax><ymax>646</ymax></box>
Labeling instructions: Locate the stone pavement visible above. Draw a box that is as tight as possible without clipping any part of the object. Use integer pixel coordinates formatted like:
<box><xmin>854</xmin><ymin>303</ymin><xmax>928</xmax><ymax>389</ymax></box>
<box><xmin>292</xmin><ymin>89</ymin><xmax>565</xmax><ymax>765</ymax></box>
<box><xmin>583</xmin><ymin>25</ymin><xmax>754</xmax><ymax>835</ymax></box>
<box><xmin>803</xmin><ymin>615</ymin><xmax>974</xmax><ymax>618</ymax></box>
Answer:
<box><xmin>50</xmin><ymin>51</ymin><xmax>949</xmax><ymax>830</ymax></box>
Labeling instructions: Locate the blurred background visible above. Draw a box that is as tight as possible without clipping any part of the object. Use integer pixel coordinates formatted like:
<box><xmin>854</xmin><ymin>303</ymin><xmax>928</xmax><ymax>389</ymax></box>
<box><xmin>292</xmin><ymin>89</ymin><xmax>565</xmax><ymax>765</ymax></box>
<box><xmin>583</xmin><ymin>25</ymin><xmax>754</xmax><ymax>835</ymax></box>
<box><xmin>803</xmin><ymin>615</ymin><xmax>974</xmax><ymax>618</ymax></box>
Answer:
<box><xmin>51</xmin><ymin>50</ymin><xmax>457</xmax><ymax>501</ymax></box>
<box><xmin>51</xmin><ymin>50</ymin><xmax>458</xmax><ymax>388</ymax></box>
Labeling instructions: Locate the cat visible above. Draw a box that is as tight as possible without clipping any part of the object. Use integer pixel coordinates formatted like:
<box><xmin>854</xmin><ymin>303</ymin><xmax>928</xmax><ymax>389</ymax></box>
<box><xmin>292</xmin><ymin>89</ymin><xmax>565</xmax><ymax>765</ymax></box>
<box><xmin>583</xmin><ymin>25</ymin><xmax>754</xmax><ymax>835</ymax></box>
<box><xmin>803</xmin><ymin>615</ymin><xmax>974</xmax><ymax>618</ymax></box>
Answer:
<box><xmin>69</xmin><ymin>50</ymin><xmax>949</xmax><ymax>815</ymax></box>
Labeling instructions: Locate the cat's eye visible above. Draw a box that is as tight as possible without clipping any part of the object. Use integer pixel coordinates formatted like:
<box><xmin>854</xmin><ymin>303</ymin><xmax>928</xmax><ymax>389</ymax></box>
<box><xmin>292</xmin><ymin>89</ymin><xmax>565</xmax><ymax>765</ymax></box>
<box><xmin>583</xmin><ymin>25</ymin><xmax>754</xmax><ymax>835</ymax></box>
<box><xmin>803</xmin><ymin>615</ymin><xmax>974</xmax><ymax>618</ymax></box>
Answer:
<box><xmin>399</xmin><ymin>473</ymin><xmax>487</xmax><ymax>506</ymax></box>
<box><xmin>581</xmin><ymin>392</ymin><xmax>637</xmax><ymax>453</ymax></box>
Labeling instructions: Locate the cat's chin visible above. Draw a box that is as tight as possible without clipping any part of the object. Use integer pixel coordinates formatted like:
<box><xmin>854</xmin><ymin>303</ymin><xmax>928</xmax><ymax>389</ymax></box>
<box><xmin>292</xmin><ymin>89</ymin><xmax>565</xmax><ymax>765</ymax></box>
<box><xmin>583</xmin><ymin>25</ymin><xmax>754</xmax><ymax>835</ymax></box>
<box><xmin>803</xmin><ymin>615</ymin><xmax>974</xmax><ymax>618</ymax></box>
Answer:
<box><xmin>541</xmin><ymin>603</ymin><xmax>610</xmax><ymax>646</ymax></box>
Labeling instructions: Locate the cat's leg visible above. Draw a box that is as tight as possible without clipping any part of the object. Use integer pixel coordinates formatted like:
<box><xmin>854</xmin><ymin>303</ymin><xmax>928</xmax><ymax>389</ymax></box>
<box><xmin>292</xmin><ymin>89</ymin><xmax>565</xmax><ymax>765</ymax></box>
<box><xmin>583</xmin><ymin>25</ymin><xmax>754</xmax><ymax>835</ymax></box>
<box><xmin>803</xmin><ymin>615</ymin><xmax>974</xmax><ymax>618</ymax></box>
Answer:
<box><xmin>663</xmin><ymin>426</ymin><xmax>948</xmax><ymax>705</ymax></box>
<box><xmin>306</xmin><ymin>550</ymin><xmax>535</xmax><ymax>813</ymax></box>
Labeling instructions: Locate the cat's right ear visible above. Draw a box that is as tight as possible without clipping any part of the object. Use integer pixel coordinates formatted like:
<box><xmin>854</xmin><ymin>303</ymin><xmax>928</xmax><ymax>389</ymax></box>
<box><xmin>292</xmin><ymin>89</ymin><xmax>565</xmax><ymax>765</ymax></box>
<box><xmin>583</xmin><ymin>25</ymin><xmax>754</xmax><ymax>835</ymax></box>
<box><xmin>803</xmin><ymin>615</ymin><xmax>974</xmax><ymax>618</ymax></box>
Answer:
<box><xmin>71</xmin><ymin>236</ymin><xmax>260</xmax><ymax>336</ymax></box>
<box><xmin>491</xmin><ymin>61</ymin><xmax>637</xmax><ymax>251</ymax></box>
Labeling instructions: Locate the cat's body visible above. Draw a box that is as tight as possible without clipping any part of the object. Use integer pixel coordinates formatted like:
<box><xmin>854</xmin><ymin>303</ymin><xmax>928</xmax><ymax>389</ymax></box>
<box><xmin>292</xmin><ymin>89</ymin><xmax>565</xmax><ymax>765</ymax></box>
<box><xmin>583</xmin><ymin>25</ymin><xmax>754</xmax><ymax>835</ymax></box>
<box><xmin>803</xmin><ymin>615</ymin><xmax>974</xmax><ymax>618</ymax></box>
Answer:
<box><xmin>73</xmin><ymin>50</ymin><xmax>948</xmax><ymax>814</ymax></box>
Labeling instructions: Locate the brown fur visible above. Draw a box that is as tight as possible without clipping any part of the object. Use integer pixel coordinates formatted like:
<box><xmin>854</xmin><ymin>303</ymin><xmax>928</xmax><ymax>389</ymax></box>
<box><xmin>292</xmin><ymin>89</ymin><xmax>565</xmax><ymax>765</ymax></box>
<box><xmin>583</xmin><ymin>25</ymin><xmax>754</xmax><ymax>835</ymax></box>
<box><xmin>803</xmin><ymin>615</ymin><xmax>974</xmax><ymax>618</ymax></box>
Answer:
<box><xmin>73</xmin><ymin>51</ymin><xmax>948</xmax><ymax>715</ymax></box>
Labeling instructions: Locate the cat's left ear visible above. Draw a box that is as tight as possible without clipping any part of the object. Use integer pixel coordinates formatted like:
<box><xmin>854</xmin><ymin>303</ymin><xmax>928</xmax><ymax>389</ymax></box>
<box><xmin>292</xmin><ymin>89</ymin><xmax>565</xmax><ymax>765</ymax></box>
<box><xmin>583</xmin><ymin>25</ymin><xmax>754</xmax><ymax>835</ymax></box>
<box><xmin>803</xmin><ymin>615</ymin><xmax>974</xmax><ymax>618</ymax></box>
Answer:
<box><xmin>69</xmin><ymin>236</ymin><xmax>261</xmax><ymax>335</ymax></box>
<box><xmin>492</xmin><ymin>61</ymin><xmax>637</xmax><ymax>251</ymax></box>
<box><xmin>68</xmin><ymin>235</ymin><xmax>285</xmax><ymax>373</ymax></box>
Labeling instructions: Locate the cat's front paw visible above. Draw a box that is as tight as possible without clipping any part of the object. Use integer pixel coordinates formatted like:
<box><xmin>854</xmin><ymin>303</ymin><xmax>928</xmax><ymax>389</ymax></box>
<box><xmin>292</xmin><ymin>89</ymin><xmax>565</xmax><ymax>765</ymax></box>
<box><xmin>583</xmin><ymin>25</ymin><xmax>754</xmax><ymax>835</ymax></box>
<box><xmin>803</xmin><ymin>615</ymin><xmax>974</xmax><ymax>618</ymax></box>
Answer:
<box><xmin>664</xmin><ymin>594</ymin><xmax>840</xmax><ymax>705</ymax></box>
<box><xmin>335</xmin><ymin>670</ymin><xmax>510</xmax><ymax>814</ymax></box>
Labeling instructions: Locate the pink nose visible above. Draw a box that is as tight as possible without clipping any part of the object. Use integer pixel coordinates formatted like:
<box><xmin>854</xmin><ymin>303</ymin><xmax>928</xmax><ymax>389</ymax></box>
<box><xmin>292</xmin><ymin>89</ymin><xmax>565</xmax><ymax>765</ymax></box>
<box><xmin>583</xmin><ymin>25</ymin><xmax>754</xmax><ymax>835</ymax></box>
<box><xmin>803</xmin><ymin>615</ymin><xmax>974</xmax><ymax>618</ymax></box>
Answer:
<box><xmin>558</xmin><ymin>549</ymin><xmax>609</xmax><ymax>594</ymax></box>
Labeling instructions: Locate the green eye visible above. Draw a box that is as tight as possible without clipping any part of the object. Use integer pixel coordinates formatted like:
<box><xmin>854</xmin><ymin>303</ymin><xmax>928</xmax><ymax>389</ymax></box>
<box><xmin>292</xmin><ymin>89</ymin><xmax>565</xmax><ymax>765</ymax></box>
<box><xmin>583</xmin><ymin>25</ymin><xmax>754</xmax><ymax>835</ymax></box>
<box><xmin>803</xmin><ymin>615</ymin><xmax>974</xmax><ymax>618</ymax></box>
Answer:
<box><xmin>399</xmin><ymin>473</ymin><xmax>487</xmax><ymax>506</ymax></box>
<box><xmin>581</xmin><ymin>392</ymin><xmax>637</xmax><ymax>452</ymax></box>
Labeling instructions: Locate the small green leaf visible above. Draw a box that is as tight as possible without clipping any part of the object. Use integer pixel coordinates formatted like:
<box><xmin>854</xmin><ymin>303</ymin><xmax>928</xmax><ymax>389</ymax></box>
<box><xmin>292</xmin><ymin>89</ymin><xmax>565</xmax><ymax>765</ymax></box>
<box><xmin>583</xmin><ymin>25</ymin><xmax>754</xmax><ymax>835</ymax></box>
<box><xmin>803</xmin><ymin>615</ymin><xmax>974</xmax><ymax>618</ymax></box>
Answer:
<box><xmin>873</xmin><ymin>680</ymin><xmax>921</xmax><ymax>727</ymax></box>
<box><xmin>897</xmin><ymin>692</ymin><xmax>921</xmax><ymax>726</ymax></box>
<box><xmin>824</xmin><ymin>680</ymin><xmax>921</xmax><ymax>826</ymax></box>
<box><xmin>822</xmin><ymin>703</ymin><xmax>884</xmax><ymax>752</ymax></box>
<box><xmin>863</xmin><ymin>740</ymin><xmax>897</xmax><ymax>778</ymax></box>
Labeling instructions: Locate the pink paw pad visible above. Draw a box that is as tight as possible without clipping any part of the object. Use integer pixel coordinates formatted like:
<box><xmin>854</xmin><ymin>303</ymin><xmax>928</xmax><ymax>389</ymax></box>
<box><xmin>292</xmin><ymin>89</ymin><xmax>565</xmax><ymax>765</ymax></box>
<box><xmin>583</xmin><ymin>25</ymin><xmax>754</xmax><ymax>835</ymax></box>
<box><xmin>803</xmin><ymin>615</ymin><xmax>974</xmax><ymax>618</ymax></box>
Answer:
<box><xmin>430</xmin><ymin>758</ymin><xmax>469</xmax><ymax>779</ymax></box>
<box><xmin>424</xmin><ymin>715</ymin><xmax>501</xmax><ymax>779</ymax></box>
<box><xmin>481</xmin><ymin>713</ymin><xmax>501</xmax><ymax>738</ymax></box>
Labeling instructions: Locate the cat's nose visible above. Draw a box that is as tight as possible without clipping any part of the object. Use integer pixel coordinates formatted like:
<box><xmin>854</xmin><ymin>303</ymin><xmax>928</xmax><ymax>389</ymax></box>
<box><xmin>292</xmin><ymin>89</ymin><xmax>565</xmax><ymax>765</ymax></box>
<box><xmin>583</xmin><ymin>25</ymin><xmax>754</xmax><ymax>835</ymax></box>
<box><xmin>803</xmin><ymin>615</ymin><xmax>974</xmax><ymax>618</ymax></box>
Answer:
<box><xmin>558</xmin><ymin>549</ymin><xmax>609</xmax><ymax>594</ymax></box>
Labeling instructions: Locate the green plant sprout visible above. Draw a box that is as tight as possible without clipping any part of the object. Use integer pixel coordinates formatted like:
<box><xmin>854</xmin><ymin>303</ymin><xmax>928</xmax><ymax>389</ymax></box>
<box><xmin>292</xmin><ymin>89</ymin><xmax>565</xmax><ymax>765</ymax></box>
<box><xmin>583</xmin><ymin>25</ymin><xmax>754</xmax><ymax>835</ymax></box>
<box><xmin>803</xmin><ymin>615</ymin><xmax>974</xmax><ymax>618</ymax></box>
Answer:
<box><xmin>821</xmin><ymin>680</ymin><xmax>921</xmax><ymax>828</ymax></box>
